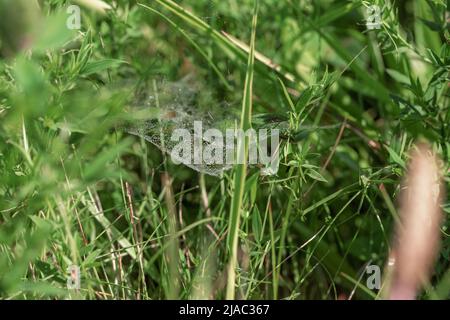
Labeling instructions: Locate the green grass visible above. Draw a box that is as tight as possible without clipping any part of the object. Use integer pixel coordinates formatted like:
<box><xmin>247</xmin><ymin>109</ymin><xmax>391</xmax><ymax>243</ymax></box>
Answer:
<box><xmin>0</xmin><ymin>0</ymin><xmax>449</xmax><ymax>300</ymax></box>
<box><xmin>225</xmin><ymin>1</ymin><xmax>258</xmax><ymax>300</ymax></box>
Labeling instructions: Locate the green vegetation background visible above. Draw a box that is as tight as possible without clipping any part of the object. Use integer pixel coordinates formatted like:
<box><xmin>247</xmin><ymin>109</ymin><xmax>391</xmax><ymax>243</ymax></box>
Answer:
<box><xmin>0</xmin><ymin>0</ymin><xmax>449</xmax><ymax>299</ymax></box>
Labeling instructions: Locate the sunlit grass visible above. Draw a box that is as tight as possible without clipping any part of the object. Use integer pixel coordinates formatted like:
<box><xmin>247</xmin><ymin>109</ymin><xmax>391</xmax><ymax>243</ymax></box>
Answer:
<box><xmin>0</xmin><ymin>0</ymin><xmax>448</xmax><ymax>300</ymax></box>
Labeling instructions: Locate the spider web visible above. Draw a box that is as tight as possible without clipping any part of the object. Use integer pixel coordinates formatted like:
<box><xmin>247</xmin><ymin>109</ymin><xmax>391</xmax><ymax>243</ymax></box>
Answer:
<box><xmin>124</xmin><ymin>78</ymin><xmax>238</xmax><ymax>176</ymax></box>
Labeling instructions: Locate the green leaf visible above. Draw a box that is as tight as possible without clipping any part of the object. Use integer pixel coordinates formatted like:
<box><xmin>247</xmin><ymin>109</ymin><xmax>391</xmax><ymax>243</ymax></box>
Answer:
<box><xmin>386</xmin><ymin>69</ymin><xmax>411</xmax><ymax>85</ymax></box>
<box><xmin>306</xmin><ymin>168</ymin><xmax>327</xmax><ymax>183</ymax></box>
<box><xmin>385</xmin><ymin>145</ymin><xmax>406</xmax><ymax>169</ymax></box>
<box><xmin>80</xmin><ymin>59</ymin><xmax>127</xmax><ymax>76</ymax></box>
<box><xmin>251</xmin><ymin>206</ymin><xmax>262</xmax><ymax>243</ymax></box>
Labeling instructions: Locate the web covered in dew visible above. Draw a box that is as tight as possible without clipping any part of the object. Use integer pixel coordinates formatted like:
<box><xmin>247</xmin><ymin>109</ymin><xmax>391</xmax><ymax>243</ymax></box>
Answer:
<box><xmin>124</xmin><ymin>78</ymin><xmax>239</xmax><ymax>176</ymax></box>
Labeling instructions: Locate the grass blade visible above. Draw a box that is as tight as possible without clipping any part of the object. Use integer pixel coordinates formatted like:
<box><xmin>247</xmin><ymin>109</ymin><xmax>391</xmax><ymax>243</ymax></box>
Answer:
<box><xmin>225</xmin><ymin>0</ymin><xmax>258</xmax><ymax>300</ymax></box>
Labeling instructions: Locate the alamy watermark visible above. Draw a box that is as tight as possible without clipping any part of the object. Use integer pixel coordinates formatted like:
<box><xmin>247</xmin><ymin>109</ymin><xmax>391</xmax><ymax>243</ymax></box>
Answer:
<box><xmin>66</xmin><ymin>5</ymin><xmax>81</xmax><ymax>30</ymax></box>
<box><xmin>169</xmin><ymin>121</ymin><xmax>280</xmax><ymax>175</ymax></box>
<box><xmin>366</xmin><ymin>5</ymin><xmax>382</xmax><ymax>30</ymax></box>
<box><xmin>365</xmin><ymin>264</ymin><xmax>381</xmax><ymax>290</ymax></box>
<box><xmin>67</xmin><ymin>265</ymin><xmax>81</xmax><ymax>290</ymax></box>
<box><xmin>363</xmin><ymin>4</ymin><xmax>395</xmax><ymax>52</ymax></box>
